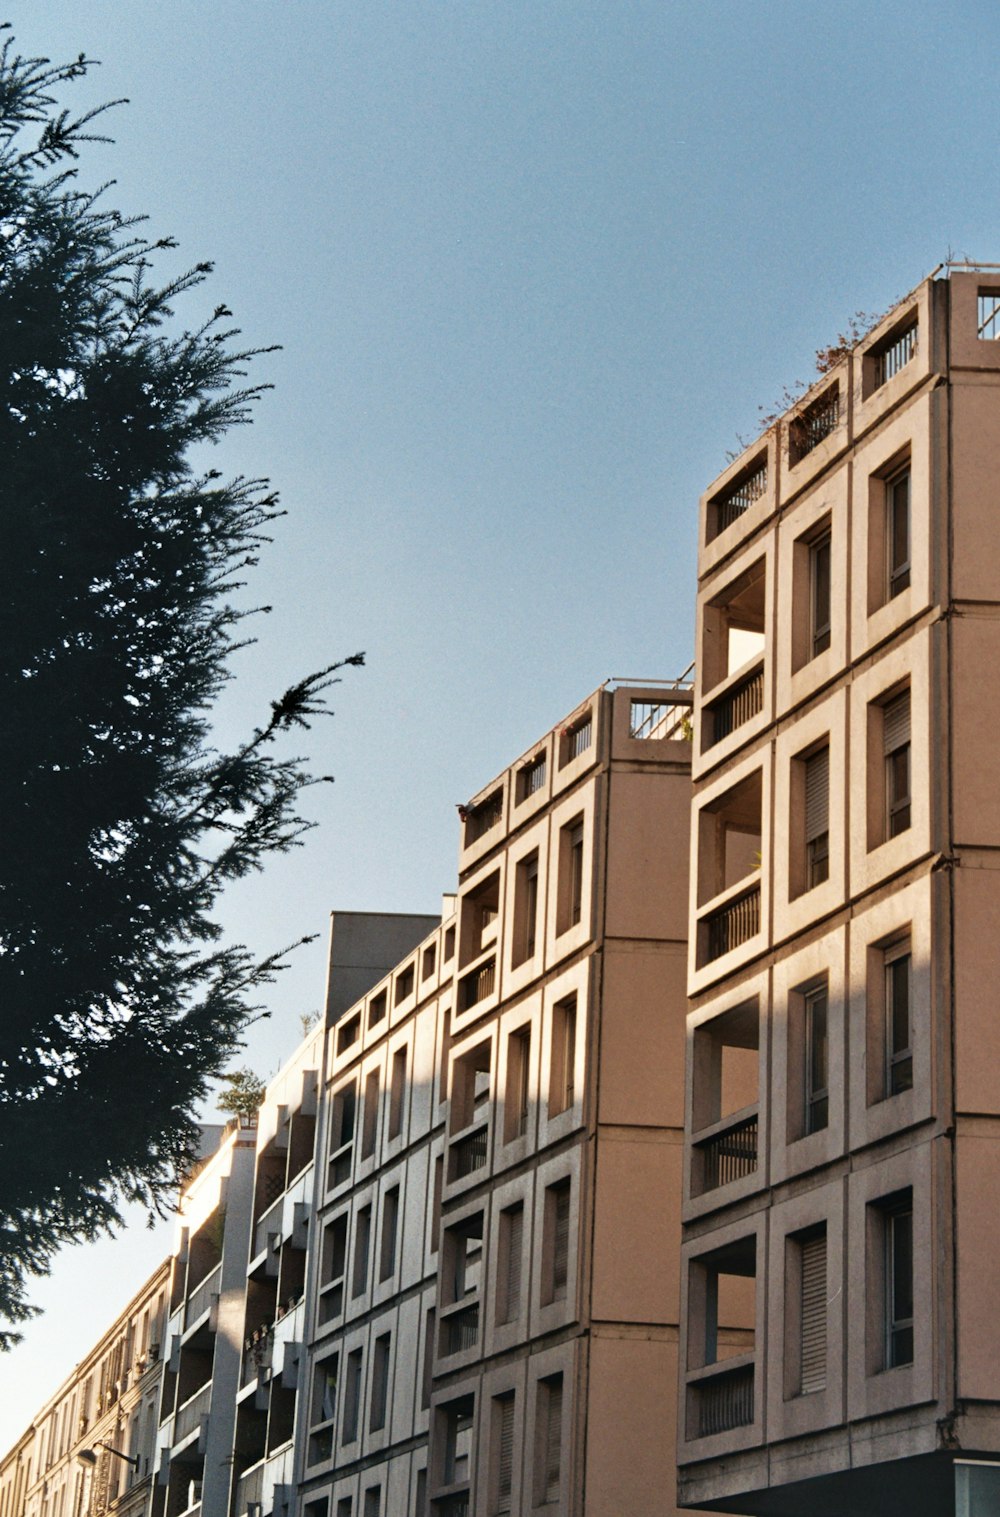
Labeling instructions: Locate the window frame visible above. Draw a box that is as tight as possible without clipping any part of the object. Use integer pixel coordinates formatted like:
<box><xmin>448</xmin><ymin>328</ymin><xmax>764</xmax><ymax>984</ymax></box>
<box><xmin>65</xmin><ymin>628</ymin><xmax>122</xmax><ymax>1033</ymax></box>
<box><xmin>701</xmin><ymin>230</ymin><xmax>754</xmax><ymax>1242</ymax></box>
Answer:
<box><xmin>884</xmin><ymin>942</ymin><xmax>913</xmax><ymax>1098</ymax></box>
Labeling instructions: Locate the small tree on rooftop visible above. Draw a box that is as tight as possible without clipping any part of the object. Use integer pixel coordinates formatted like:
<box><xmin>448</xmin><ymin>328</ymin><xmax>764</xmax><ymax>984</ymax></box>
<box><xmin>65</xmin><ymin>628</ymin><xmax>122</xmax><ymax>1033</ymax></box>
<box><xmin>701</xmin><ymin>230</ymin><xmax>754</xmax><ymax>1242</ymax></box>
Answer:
<box><xmin>217</xmin><ymin>1069</ymin><xmax>268</xmax><ymax>1123</ymax></box>
<box><xmin>0</xmin><ymin>28</ymin><xmax>362</xmax><ymax>1346</ymax></box>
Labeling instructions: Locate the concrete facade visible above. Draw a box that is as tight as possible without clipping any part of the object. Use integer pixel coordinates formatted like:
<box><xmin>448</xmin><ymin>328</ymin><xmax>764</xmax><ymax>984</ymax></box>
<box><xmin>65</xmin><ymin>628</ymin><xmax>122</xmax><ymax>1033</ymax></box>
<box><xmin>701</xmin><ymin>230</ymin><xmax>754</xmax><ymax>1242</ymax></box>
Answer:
<box><xmin>678</xmin><ymin>268</ymin><xmax>1000</xmax><ymax>1517</ymax></box>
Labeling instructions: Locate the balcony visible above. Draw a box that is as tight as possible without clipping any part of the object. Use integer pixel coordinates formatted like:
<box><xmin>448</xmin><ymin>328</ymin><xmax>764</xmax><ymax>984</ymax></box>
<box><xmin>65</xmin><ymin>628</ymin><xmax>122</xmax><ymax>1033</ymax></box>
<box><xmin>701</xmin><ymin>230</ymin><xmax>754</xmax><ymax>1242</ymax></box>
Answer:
<box><xmin>450</xmin><ymin>1124</ymin><xmax>488</xmax><ymax>1181</ymax></box>
<box><xmin>693</xmin><ymin>1110</ymin><xmax>758</xmax><ymax>1193</ymax></box>
<box><xmin>172</xmin><ymin>1380</ymin><xmax>212</xmax><ymax>1448</ymax></box>
<box><xmin>184</xmin><ymin>1263</ymin><xmax>222</xmax><ymax>1331</ymax></box>
<box><xmin>703</xmin><ymin>664</ymin><xmax>764</xmax><ymax>749</ymax></box>
<box><xmin>691</xmin><ymin>1358</ymin><xmax>755</xmax><ymax>1438</ymax></box>
<box><xmin>703</xmin><ymin>882</ymin><xmax>760</xmax><ymax>962</ymax></box>
<box><xmin>233</xmin><ymin>1459</ymin><xmax>265</xmax><ymax>1517</ymax></box>
<box><xmin>435</xmin><ymin>1499</ymin><xmax>470</xmax><ymax>1517</ymax></box>
<box><xmin>442</xmin><ymin>1302</ymin><xmax>480</xmax><ymax>1356</ymax></box>
<box><xmin>460</xmin><ymin>958</ymin><xmax>495</xmax><ymax>1012</ymax></box>
<box><xmin>709</xmin><ymin>457</ymin><xmax>768</xmax><ymax>539</ymax></box>
<box><xmin>253</xmin><ymin>1194</ymin><xmax>284</xmax><ymax>1261</ymax></box>
<box><xmin>241</xmin><ymin>1326</ymin><xmax>274</xmax><ymax>1387</ymax></box>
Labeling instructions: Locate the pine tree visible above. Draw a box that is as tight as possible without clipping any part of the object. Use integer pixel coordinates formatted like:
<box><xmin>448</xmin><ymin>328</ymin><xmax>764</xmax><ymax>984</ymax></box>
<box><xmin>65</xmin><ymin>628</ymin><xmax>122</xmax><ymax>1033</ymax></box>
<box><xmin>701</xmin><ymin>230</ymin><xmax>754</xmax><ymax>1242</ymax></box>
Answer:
<box><xmin>0</xmin><ymin>29</ymin><xmax>361</xmax><ymax>1344</ymax></box>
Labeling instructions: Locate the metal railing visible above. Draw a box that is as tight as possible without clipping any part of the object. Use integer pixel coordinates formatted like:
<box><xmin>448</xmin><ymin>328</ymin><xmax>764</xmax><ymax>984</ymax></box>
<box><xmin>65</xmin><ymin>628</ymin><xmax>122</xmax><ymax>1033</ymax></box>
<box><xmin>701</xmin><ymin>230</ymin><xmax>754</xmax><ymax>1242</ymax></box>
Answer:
<box><xmin>465</xmin><ymin>790</ymin><xmax>502</xmax><ymax>843</ymax></box>
<box><xmin>173</xmin><ymin>1381</ymin><xmax>212</xmax><ymax>1445</ymax></box>
<box><xmin>791</xmin><ymin>388</ymin><xmax>839</xmax><ymax>460</ymax></box>
<box><xmin>444</xmin><ymin>1303</ymin><xmax>480</xmax><ymax>1355</ymax></box>
<box><xmin>705</xmin><ymin>884</ymin><xmax>761</xmax><ymax>961</ymax></box>
<box><xmin>695</xmin><ymin>1113</ymin><xmax>758</xmax><ymax>1191</ymax></box>
<box><xmin>707</xmin><ymin>667</ymin><xmax>763</xmax><ymax>746</ymax></box>
<box><xmin>183</xmin><ymin>1263</ymin><xmax>221</xmax><ymax>1330</ymax></box>
<box><xmin>233</xmin><ymin>1460</ymin><xmax>265</xmax><ymax>1517</ymax></box>
<box><xmin>629</xmin><ymin>698</ymin><xmax>693</xmax><ymax>742</ymax></box>
<box><xmin>566</xmin><ymin>717</ymin><xmax>592</xmax><ymax>760</ymax></box>
<box><xmin>874</xmin><ymin>322</ymin><xmax>917</xmax><ymax>385</ymax></box>
<box><xmin>461</xmin><ymin>959</ymin><xmax>495</xmax><ymax>1010</ymax></box>
<box><xmin>518</xmin><ymin>755</ymin><xmax>546</xmax><ymax>799</ymax></box>
<box><xmin>451</xmin><ymin>1126</ymin><xmax>489</xmax><ymax>1179</ymax></box>
<box><xmin>715</xmin><ymin>460</ymin><xmax>768</xmax><ymax>532</ymax></box>
<box><xmin>253</xmin><ymin>1195</ymin><xmax>284</xmax><ymax>1260</ymax></box>
<box><xmin>979</xmin><ymin>293</ymin><xmax>1000</xmax><ymax>340</ymax></box>
<box><xmin>696</xmin><ymin>1362</ymin><xmax>755</xmax><ymax>1438</ymax></box>
<box><xmin>241</xmin><ymin>1326</ymin><xmax>274</xmax><ymax>1387</ymax></box>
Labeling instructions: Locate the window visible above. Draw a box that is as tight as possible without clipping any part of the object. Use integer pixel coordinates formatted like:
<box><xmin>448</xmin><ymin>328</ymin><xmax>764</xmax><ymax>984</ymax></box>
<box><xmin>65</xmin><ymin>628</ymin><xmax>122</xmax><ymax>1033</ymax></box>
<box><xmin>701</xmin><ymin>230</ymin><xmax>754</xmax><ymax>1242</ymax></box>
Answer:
<box><xmin>337</xmin><ymin>1013</ymin><xmax>360</xmax><ymax>1053</ymax></box>
<box><xmin>369</xmin><ymin>1333</ymin><xmax>390</xmax><ymax>1432</ymax></box>
<box><xmin>804</xmin><ymin>984</ymin><xmax>829</xmax><ymax>1135</ymax></box>
<box><xmin>548</xmin><ymin>994</ymin><xmax>577</xmax><ymax>1118</ymax></box>
<box><xmin>492</xmin><ymin>1393</ymin><xmax>515</xmax><ymax>1516</ymax></box>
<box><xmin>421</xmin><ymin>1306</ymin><xmax>435</xmax><ymax>1410</ymax></box>
<box><xmin>308</xmin><ymin>1355</ymin><xmax>338</xmax><ymax>1465</ymax></box>
<box><xmin>342</xmin><ymin>1347</ymin><xmax>363</xmax><ymax>1444</ymax></box>
<box><xmin>368</xmin><ymin>990</ymin><xmax>387</xmax><ymax>1028</ymax></box>
<box><xmin>352</xmin><ymin>1204</ymin><xmax>371</xmax><ymax>1298</ymax></box>
<box><xmin>504</xmin><ymin>1027</ymin><xmax>531</xmax><ymax>1143</ymax></box>
<box><xmin>810</xmin><ymin>531</ymin><xmax>831</xmax><ymax>657</ymax></box>
<box><xmin>556</xmin><ymin>817</ymin><xmax>585</xmax><ymax>935</ymax></box>
<box><xmin>422</xmin><ymin>943</ymin><xmax>436</xmax><ymax>980</ymax></box>
<box><xmin>444</xmin><ymin>925</ymin><xmax>455</xmax><ymax>961</ymax></box>
<box><xmin>884</xmin><ymin>691</ymin><xmax>911</xmax><ymax>838</ymax></box>
<box><xmin>542</xmin><ymin>1180</ymin><xmax>571</xmax><ymax>1306</ymax></box>
<box><xmin>882</xmin><ymin>1194</ymin><xmax>914</xmax><ymax>1369</ymax></box>
<box><xmin>886</xmin><ymin>468</ymin><xmax>910</xmax><ymax>598</ymax></box>
<box><xmin>388</xmin><ymin>1047</ymin><xmax>407</xmax><ymax>1140</ymax></box>
<box><xmin>804</xmin><ymin>745</ymin><xmax>830</xmax><ymax>890</ymax></box>
<box><xmin>361</xmin><ymin>1070</ymin><xmax>380</xmax><ymax>1160</ymax></box>
<box><xmin>319</xmin><ymin>1214</ymin><xmax>348</xmax><ymax>1323</ymax></box>
<box><xmin>378</xmin><ymin>1186</ymin><xmax>400</xmax><ymax>1282</ymax></box>
<box><xmin>394</xmin><ymin>964</ymin><xmax>414</xmax><ymax>1004</ymax></box>
<box><xmin>496</xmin><ymin>1203</ymin><xmax>524</xmax><ymax>1325</ymax></box>
<box><xmin>336</xmin><ymin>1501</ymin><xmax>352</xmax><ymax>1517</ymax></box>
<box><xmin>797</xmin><ymin>1227</ymin><xmax>827</xmax><ymax>1395</ymax></box>
<box><xmin>362</xmin><ymin>1491</ymin><xmax>380</xmax><ymax>1517</ymax></box>
<box><xmin>512</xmin><ymin>850</ymin><xmax>540</xmax><ymax>966</ymax></box>
<box><xmin>885</xmin><ymin>943</ymin><xmax>912</xmax><ymax>1096</ymax></box>
<box><xmin>535</xmin><ymin>1375</ymin><xmax>563</xmax><ymax>1506</ymax></box>
<box><xmin>443</xmin><ymin>1395</ymin><xmax>474</xmax><ymax>1486</ymax></box>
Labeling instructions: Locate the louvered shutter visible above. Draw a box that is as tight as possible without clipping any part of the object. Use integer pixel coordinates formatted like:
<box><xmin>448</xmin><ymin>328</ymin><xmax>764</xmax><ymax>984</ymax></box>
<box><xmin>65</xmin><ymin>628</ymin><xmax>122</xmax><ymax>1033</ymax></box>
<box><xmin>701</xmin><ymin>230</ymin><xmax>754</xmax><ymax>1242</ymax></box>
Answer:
<box><xmin>800</xmin><ymin>1231</ymin><xmax>827</xmax><ymax>1394</ymax></box>
<box><xmin>545</xmin><ymin>1378</ymin><xmax>563</xmax><ymax>1500</ymax></box>
<box><xmin>552</xmin><ymin>1185</ymin><xmax>571</xmax><ymax>1300</ymax></box>
<box><xmin>883</xmin><ymin>691</ymin><xmax>910</xmax><ymax>755</ymax></box>
<box><xmin>804</xmin><ymin>748</ymin><xmax>829</xmax><ymax>843</ymax></box>
<box><xmin>497</xmin><ymin>1396</ymin><xmax>514</xmax><ymax>1512</ymax></box>
<box><xmin>505</xmin><ymin>1207</ymin><xmax>523</xmax><ymax>1321</ymax></box>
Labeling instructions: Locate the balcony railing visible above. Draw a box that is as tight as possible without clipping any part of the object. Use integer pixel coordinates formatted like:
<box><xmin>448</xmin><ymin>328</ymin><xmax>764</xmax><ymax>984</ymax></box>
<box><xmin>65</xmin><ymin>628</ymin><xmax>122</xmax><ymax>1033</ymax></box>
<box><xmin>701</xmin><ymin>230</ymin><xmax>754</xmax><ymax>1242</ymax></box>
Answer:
<box><xmin>706</xmin><ymin>666</ymin><xmax>763</xmax><ymax>747</ymax></box>
<box><xmin>874</xmin><ymin>322</ymin><xmax>917</xmax><ymax>386</ymax></box>
<box><xmin>173</xmin><ymin>1381</ymin><xmax>212</xmax><ymax>1446</ymax></box>
<box><xmin>461</xmin><ymin>959</ymin><xmax>495</xmax><ymax>1011</ymax></box>
<box><xmin>705</xmin><ymin>884</ymin><xmax>760</xmax><ymax>962</ymax></box>
<box><xmin>184</xmin><ymin>1263</ymin><xmax>222</xmax><ymax>1330</ymax></box>
<box><xmin>714</xmin><ymin>460</ymin><xmax>767</xmax><ymax>533</ymax></box>
<box><xmin>790</xmin><ymin>388</ymin><xmax>839</xmax><ymax>461</ymax></box>
<box><xmin>253</xmin><ymin>1194</ymin><xmax>284</xmax><ymax>1260</ymax></box>
<box><xmin>233</xmin><ymin>1459</ymin><xmax>265</xmax><ymax>1517</ymax></box>
<box><xmin>451</xmin><ymin>1126</ymin><xmax>489</xmax><ymax>1180</ymax></box>
<box><xmin>695</xmin><ymin>1112</ymin><xmax>758</xmax><ymax>1192</ymax></box>
<box><xmin>241</xmin><ymin>1326</ymin><xmax>274</xmax><ymax>1387</ymax></box>
<box><xmin>695</xmin><ymin>1362</ymin><xmax>755</xmax><ymax>1438</ymax></box>
<box><xmin>443</xmin><ymin>1303</ymin><xmax>480</xmax><ymax>1355</ymax></box>
<box><xmin>436</xmin><ymin>1499</ymin><xmax>470</xmax><ymax>1517</ymax></box>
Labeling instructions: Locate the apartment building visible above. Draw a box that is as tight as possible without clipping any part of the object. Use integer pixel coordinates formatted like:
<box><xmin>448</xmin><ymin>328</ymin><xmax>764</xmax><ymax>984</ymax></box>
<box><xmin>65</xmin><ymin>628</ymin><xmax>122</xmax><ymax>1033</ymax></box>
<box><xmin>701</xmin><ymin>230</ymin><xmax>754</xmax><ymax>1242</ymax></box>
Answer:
<box><xmin>0</xmin><ymin>1262</ymin><xmax>169</xmax><ymax>1517</ymax></box>
<box><xmin>424</xmin><ymin>681</ymin><xmax>695</xmax><ymax>1517</ymax></box>
<box><xmin>291</xmin><ymin>679</ymin><xmax>698</xmax><ymax>1517</ymax></box>
<box><xmin>678</xmin><ymin>268</ymin><xmax>1000</xmax><ymax>1517</ymax></box>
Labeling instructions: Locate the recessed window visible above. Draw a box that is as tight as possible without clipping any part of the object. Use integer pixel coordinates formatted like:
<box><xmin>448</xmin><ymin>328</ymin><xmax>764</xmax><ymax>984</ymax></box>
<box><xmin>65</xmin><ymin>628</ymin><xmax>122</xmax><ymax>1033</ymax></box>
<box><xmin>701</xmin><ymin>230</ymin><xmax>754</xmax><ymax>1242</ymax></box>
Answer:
<box><xmin>880</xmin><ymin>1193</ymin><xmax>914</xmax><ymax>1369</ymax></box>
<box><xmin>361</xmin><ymin>1070</ymin><xmax>379</xmax><ymax>1160</ymax></box>
<box><xmin>368</xmin><ymin>990</ymin><xmax>387</xmax><ymax>1029</ymax></box>
<box><xmin>804</xmin><ymin>983</ymin><xmax>829</xmax><ymax>1135</ymax></box>
<box><xmin>803</xmin><ymin>745</ymin><xmax>830</xmax><ymax>892</ymax></box>
<box><xmin>535</xmin><ymin>1374</ymin><xmax>564</xmax><ymax>1507</ymax></box>
<box><xmin>542</xmin><ymin>1179</ymin><xmax>572</xmax><ymax>1305</ymax></box>
<box><xmin>369</xmin><ymin>1333</ymin><xmax>390</xmax><ymax>1433</ymax></box>
<box><xmin>351</xmin><ymin>1205</ymin><xmax>371</xmax><ymax>1299</ymax></box>
<box><xmin>556</xmin><ymin>817</ymin><xmax>586</xmax><ymax>936</ymax></box>
<box><xmin>342</xmin><ymin>1347</ymin><xmax>363</xmax><ymax>1445</ymax></box>
<box><xmin>504</xmin><ymin>1026</ymin><xmax>531</xmax><ymax>1143</ymax></box>
<box><xmin>810</xmin><ymin>531</ymin><xmax>831</xmax><ymax>657</ymax></box>
<box><xmin>548</xmin><ymin>995</ymin><xmax>578</xmax><ymax>1118</ymax></box>
<box><xmin>792</xmin><ymin>1225</ymin><xmax>827</xmax><ymax>1396</ymax></box>
<box><xmin>421</xmin><ymin>943</ymin><xmax>436</xmax><ymax>981</ymax></box>
<box><xmin>496</xmin><ymin>1202</ymin><xmax>524</xmax><ymax>1326</ymax></box>
<box><xmin>336</xmin><ymin>1014</ymin><xmax>360</xmax><ymax>1054</ymax></box>
<box><xmin>884</xmin><ymin>691</ymin><xmax>911</xmax><ymax>838</ymax></box>
<box><xmin>885</xmin><ymin>942</ymin><xmax>912</xmax><ymax>1097</ymax></box>
<box><xmin>378</xmin><ymin>1186</ymin><xmax>400</xmax><ymax>1282</ymax></box>
<box><xmin>512</xmin><ymin>850</ymin><xmax>540</xmax><ymax>967</ymax></box>
<box><xmin>886</xmin><ymin>468</ymin><xmax>911</xmax><ymax>599</ymax></box>
<box><xmin>492</xmin><ymin>1393</ymin><xmax>516</xmax><ymax>1517</ymax></box>
<box><xmin>394</xmin><ymin>964</ymin><xmax>415</xmax><ymax>1004</ymax></box>
<box><xmin>388</xmin><ymin>1047</ymin><xmax>407</xmax><ymax>1140</ymax></box>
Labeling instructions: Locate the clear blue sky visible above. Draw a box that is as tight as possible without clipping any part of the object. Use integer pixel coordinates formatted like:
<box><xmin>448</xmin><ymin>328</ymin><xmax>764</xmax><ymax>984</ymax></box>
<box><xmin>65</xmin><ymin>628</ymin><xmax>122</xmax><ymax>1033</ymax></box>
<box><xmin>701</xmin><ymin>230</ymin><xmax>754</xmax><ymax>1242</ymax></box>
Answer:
<box><xmin>1</xmin><ymin>0</ymin><xmax>996</xmax><ymax>1451</ymax></box>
